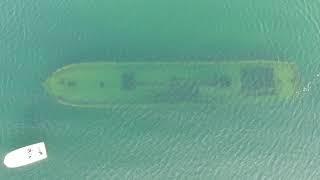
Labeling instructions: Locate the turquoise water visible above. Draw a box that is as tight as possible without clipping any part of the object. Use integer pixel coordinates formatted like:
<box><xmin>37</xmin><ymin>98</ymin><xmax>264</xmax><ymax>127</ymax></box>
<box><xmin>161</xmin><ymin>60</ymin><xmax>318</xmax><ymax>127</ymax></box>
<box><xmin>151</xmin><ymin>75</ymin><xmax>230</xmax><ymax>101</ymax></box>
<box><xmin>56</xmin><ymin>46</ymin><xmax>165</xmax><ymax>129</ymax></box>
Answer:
<box><xmin>1</xmin><ymin>0</ymin><xmax>320</xmax><ymax>179</ymax></box>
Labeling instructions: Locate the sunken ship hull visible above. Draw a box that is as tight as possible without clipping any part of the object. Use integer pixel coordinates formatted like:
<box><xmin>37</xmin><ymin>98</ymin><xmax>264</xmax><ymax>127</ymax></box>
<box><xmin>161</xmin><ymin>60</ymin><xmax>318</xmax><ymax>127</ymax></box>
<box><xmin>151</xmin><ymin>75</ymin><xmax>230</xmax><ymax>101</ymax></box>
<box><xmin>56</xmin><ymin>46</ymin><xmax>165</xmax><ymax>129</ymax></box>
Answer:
<box><xmin>43</xmin><ymin>61</ymin><xmax>299</xmax><ymax>107</ymax></box>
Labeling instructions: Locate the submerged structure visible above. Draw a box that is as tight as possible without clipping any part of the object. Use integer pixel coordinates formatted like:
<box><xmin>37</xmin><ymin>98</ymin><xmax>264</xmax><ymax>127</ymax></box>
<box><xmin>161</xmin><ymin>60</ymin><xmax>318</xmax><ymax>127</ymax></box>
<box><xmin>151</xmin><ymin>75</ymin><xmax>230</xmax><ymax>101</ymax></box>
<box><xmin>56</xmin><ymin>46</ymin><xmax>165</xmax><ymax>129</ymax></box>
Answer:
<box><xmin>43</xmin><ymin>61</ymin><xmax>299</xmax><ymax>107</ymax></box>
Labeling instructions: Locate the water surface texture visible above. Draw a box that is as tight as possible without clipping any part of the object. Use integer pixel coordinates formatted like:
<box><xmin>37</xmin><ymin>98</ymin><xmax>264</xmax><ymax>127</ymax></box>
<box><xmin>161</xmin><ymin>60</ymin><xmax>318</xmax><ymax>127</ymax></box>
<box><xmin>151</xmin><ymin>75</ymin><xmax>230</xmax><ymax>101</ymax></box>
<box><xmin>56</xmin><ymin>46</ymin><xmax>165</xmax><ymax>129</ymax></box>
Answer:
<box><xmin>1</xmin><ymin>0</ymin><xmax>320</xmax><ymax>179</ymax></box>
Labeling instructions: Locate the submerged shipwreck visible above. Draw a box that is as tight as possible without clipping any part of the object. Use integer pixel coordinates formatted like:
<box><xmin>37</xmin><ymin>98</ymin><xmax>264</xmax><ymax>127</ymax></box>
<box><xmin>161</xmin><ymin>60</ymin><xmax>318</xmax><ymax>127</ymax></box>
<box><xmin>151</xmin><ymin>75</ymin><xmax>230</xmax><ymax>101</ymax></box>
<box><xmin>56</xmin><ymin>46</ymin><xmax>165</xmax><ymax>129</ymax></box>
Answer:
<box><xmin>43</xmin><ymin>61</ymin><xmax>299</xmax><ymax>107</ymax></box>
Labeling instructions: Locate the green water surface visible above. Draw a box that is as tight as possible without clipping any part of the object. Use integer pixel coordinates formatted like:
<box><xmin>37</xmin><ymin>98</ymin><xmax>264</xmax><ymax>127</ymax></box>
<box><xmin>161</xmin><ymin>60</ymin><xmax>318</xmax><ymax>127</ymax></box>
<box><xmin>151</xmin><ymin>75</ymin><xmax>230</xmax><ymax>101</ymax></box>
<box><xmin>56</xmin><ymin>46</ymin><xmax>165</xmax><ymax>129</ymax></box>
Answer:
<box><xmin>1</xmin><ymin>0</ymin><xmax>320</xmax><ymax>179</ymax></box>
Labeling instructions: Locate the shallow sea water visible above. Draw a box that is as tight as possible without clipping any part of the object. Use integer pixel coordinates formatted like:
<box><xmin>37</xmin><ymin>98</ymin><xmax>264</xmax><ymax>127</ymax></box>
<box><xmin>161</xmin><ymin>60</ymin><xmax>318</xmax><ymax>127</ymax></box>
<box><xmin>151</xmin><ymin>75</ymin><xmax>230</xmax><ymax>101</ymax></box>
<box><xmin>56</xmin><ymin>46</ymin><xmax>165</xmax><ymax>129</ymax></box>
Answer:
<box><xmin>1</xmin><ymin>0</ymin><xmax>320</xmax><ymax>179</ymax></box>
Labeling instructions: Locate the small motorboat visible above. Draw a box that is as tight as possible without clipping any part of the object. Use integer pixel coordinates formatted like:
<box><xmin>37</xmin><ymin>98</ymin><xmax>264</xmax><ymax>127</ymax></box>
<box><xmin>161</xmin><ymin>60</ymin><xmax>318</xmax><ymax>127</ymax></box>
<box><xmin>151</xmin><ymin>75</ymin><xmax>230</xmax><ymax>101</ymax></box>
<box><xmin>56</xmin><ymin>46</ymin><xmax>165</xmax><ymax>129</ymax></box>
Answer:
<box><xmin>3</xmin><ymin>142</ymin><xmax>47</xmax><ymax>168</ymax></box>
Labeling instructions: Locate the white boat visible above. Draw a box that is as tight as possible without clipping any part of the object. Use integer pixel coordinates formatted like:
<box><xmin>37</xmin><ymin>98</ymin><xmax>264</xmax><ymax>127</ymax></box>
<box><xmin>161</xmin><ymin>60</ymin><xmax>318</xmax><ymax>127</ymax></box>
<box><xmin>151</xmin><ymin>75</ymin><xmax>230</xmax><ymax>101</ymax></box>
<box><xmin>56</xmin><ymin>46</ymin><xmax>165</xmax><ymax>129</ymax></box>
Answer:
<box><xmin>3</xmin><ymin>142</ymin><xmax>47</xmax><ymax>168</ymax></box>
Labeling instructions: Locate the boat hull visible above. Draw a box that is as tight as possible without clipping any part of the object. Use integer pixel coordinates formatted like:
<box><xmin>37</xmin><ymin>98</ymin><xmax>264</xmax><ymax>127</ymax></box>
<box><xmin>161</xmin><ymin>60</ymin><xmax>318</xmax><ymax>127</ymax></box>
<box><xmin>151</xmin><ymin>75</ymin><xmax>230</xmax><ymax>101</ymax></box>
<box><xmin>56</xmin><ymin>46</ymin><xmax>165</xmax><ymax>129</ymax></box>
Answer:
<box><xmin>4</xmin><ymin>142</ymin><xmax>47</xmax><ymax>168</ymax></box>
<box><xmin>44</xmin><ymin>61</ymin><xmax>299</xmax><ymax>107</ymax></box>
